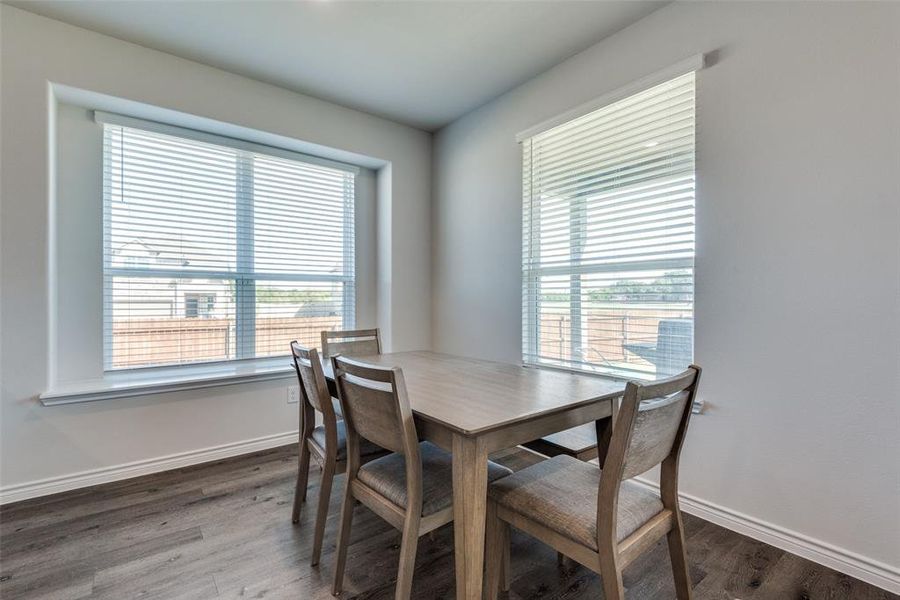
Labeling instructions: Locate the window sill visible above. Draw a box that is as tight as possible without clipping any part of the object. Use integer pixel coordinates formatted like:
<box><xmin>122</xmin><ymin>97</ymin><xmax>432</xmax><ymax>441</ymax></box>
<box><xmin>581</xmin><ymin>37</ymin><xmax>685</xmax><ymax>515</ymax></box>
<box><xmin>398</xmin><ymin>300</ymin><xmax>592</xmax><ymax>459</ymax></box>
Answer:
<box><xmin>40</xmin><ymin>358</ymin><xmax>295</xmax><ymax>406</ymax></box>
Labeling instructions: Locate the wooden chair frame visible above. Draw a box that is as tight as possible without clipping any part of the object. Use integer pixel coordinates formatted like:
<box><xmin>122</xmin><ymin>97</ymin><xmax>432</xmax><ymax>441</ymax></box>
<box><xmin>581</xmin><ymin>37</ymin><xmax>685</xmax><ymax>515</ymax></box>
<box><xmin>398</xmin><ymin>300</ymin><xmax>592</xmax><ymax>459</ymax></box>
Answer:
<box><xmin>486</xmin><ymin>365</ymin><xmax>702</xmax><ymax>600</ymax></box>
<box><xmin>320</xmin><ymin>327</ymin><xmax>382</xmax><ymax>359</ymax></box>
<box><xmin>330</xmin><ymin>356</ymin><xmax>456</xmax><ymax>600</ymax></box>
<box><xmin>289</xmin><ymin>341</ymin><xmax>386</xmax><ymax>567</ymax></box>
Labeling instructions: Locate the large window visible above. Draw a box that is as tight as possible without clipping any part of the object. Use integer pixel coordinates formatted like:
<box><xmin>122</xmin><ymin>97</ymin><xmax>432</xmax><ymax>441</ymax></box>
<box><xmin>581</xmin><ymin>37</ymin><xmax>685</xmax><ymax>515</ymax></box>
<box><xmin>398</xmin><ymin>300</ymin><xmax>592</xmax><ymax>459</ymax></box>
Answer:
<box><xmin>521</xmin><ymin>72</ymin><xmax>695</xmax><ymax>380</ymax></box>
<box><xmin>103</xmin><ymin>120</ymin><xmax>356</xmax><ymax>370</ymax></box>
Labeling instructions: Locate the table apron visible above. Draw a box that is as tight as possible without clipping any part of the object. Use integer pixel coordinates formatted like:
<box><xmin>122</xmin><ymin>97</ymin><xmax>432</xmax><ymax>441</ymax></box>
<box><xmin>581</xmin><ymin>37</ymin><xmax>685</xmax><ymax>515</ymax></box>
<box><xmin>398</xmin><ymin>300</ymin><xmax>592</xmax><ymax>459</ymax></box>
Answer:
<box><xmin>415</xmin><ymin>398</ymin><xmax>614</xmax><ymax>454</ymax></box>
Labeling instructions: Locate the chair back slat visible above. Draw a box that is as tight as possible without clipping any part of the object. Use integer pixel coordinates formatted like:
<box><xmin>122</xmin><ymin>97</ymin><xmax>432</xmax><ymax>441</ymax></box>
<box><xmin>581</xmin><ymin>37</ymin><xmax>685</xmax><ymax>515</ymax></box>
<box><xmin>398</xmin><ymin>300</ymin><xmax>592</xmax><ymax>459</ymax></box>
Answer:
<box><xmin>603</xmin><ymin>367</ymin><xmax>699</xmax><ymax>482</ymax></box>
<box><xmin>622</xmin><ymin>389</ymin><xmax>691</xmax><ymax>479</ymax></box>
<box><xmin>291</xmin><ymin>341</ymin><xmax>333</xmax><ymax>417</ymax></box>
<box><xmin>321</xmin><ymin>328</ymin><xmax>381</xmax><ymax>359</ymax></box>
<box><xmin>331</xmin><ymin>355</ymin><xmax>413</xmax><ymax>455</ymax></box>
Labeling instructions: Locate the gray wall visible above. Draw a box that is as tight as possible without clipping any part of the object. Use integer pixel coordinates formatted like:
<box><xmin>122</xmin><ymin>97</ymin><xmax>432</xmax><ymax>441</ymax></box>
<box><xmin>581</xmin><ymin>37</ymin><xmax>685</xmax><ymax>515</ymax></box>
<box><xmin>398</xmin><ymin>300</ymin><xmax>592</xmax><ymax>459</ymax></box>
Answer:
<box><xmin>433</xmin><ymin>0</ymin><xmax>900</xmax><ymax>575</ymax></box>
<box><xmin>0</xmin><ymin>6</ymin><xmax>431</xmax><ymax>490</ymax></box>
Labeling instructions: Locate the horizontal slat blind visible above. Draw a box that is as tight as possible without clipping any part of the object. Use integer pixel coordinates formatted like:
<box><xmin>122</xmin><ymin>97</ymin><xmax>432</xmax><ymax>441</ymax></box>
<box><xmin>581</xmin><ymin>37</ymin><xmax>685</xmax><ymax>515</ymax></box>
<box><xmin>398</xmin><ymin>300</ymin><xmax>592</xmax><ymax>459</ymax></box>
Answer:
<box><xmin>522</xmin><ymin>72</ymin><xmax>695</xmax><ymax>380</ymax></box>
<box><xmin>103</xmin><ymin>124</ymin><xmax>355</xmax><ymax>370</ymax></box>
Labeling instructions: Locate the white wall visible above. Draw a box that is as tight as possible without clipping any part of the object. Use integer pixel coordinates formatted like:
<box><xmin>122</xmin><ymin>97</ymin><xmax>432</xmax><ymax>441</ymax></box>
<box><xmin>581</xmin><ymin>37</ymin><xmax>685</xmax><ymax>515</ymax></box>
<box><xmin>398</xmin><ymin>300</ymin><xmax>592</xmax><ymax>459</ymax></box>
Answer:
<box><xmin>0</xmin><ymin>6</ymin><xmax>431</xmax><ymax>490</ymax></box>
<box><xmin>433</xmin><ymin>0</ymin><xmax>900</xmax><ymax>583</ymax></box>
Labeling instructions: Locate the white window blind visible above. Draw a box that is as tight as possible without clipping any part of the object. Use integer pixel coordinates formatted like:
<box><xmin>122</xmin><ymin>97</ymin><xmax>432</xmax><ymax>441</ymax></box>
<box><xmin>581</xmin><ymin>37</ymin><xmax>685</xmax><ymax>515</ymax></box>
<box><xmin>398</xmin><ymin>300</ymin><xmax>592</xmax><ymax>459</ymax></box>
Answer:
<box><xmin>522</xmin><ymin>72</ymin><xmax>695</xmax><ymax>380</ymax></box>
<box><xmin>102</xmin><ymin>122</ymin><xmax>356</xmax><ymax>370</ymax></box>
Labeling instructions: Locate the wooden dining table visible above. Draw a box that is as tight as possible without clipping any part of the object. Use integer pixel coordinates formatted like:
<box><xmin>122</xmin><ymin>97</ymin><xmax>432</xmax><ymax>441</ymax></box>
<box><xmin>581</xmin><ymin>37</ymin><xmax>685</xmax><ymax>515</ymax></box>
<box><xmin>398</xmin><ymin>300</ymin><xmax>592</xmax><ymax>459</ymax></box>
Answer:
<box><xmin>322</xmin><ymin>350</ymin><xmax>625</xmax><ymax>600</ymax></box>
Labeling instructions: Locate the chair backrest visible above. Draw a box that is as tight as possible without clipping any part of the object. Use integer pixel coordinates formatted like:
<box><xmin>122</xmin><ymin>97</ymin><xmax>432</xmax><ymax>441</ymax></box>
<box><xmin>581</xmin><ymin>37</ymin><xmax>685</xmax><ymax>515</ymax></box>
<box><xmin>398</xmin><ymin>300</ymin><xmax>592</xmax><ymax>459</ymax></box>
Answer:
<box><xmin>290</xmin><ymin>341</ymin><xmax>336</xmax><ymax>422</ymax></box>
<box><xmin>331</xmin><ymin>355</ymin><xmax>418</xmax><ymax>456</ymax></box>
<box><xmin>597</xmin><ymin>365</ymin><xmax>702</xmax><ymax>547</ymax></box>
<box><xmin>321</xmin><ymin>328</ymin><xmax>381</xmax><ymax>359</ymax></box>
<box><xmin>608</xmin><ymin>365</ymin><xmax>701</xmax><ymax>480</ymax></box>
<box><xmin>331</xmin><ymin>355</ymin><xmax>423</xmax><ymax>512</ymax></box>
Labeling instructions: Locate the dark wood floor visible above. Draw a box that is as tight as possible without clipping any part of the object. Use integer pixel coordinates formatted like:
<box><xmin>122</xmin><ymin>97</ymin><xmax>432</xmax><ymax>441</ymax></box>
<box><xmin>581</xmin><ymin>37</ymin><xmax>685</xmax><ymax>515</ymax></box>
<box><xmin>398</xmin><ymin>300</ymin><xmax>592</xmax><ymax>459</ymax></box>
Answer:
<box><xmin>0</xmin><ymin>446</ymin><xmax>895</xmax><ymax>600</ymax></box>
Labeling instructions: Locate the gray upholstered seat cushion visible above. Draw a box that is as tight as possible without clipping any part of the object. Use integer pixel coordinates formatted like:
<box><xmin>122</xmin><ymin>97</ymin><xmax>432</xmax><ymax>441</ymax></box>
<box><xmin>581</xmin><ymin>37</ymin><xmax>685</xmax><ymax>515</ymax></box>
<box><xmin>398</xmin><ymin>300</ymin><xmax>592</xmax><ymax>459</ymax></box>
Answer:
<box><xmin>358</xmin><ymin>441</ymin><xmax>513</xmax><ymax>516</ymax></box>
<box><xmin>310</xmin><ymin>421</ymin><xmax>384</xmax><ymax>461</ymax></box>
<box><xmin>488</xmin><ymin>454</ymin><xmax>663</xmax><ymax>550</ymax></box>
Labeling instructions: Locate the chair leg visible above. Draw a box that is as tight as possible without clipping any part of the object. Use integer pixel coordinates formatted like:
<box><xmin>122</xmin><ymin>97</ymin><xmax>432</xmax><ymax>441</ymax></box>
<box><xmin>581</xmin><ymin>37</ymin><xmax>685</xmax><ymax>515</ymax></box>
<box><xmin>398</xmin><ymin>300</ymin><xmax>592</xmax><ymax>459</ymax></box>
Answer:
<box><xmin>598</xmin><ymin>546</ymin><xmax>625</xmax><ymax>600</ymax></box>
<box><xmin>311</xmin><ymin>456</ymin><xmax>336</xmax><ymax>567</ymax></box>
<box><xmin>667</xmin><ymin>511</ymin><xmax>693</xmax><ymax>600</ymax></box>
<box><xmin>500</xmin><ymin>519</ymin><xmax>511</xmax><ymax>593</ymax></box>
<box><xmin>394</xmin><ymin>513</ymin><xmax>421</xmax><ymax>600</ymax></box>
<box><xmin>484</xmin><ymin>501</ymin><xmax>503</xmax><ymax>600</ymax></box>
<box><xmin>292</xmin><ymin>439</ymin><xmax>311</xmax><ymax>524</ymax></box>
<box><xmin>331</xmin><ymin>484</ymin><xmax>356</xmax><ymax>596</ymax></box>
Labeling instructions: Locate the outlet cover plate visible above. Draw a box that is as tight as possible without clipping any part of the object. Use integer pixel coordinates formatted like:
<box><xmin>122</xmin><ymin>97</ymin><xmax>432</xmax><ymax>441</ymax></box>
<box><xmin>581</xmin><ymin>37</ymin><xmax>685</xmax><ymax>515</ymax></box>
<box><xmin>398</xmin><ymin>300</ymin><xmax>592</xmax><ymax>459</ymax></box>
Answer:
<box><xmin>287</xmin><ymin>385</ymin><xmax>300</xmax><ymax>404</ymax></box>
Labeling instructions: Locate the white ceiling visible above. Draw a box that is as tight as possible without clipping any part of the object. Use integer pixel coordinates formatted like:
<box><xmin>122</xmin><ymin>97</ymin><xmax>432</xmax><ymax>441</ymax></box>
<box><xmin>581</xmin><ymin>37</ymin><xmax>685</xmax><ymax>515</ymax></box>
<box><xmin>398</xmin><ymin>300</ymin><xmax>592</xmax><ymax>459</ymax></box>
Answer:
<box><xmin>8</xmin><ymin>0</ymin><xmax>667</xmax><ymax>131</ymax></box>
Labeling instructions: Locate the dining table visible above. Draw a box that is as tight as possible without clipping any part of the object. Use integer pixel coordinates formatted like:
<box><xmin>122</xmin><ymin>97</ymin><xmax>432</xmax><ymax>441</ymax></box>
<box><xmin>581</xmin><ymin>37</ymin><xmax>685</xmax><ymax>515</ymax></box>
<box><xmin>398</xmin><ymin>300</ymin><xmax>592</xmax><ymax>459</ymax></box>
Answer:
<box><xmin>322</xmin><ymin>350</ymin><xmax>625</xmax><ymax>600</ymax></box>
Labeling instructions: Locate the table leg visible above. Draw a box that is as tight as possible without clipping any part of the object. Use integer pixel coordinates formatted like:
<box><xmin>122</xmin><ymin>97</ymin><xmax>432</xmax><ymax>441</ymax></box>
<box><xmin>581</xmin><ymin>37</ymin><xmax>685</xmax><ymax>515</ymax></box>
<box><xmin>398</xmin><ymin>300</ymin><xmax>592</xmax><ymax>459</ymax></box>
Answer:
<box><xmin>452</xmin><ymin>433</ymin><xmax>488</xmax><ymax>600</ymax></box>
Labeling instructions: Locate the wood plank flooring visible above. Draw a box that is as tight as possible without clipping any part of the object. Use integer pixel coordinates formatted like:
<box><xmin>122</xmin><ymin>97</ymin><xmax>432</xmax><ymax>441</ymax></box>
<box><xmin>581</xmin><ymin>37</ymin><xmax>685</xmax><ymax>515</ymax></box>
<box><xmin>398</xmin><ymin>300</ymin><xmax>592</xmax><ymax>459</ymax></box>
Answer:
<box><xmin>0</xmin><ymin>445</ymin><xmax>895</xmax><ymax>600</ymax></box>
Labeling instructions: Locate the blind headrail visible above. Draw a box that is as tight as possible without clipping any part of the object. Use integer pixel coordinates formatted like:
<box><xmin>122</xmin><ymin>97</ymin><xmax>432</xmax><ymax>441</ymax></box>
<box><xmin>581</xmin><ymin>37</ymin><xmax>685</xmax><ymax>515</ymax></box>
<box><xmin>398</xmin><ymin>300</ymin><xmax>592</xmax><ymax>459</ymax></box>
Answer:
<box><xmin>94</xmin><ymin>110</ymin><xmax>360</xmax><ymax>175</ymax></box>
<box><xmin>516</xmin><ymin>54</ymin><xmax>706</xmax><ymax>143</ymax></box>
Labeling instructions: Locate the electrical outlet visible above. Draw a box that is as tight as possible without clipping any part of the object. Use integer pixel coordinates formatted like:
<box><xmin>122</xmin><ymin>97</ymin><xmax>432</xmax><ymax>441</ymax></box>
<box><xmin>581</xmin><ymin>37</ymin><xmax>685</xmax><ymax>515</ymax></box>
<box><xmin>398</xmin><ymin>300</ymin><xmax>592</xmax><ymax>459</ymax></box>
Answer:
<box><xmin>287</xmin><ymin>385</ymin><xmax>300</xmax><ymax>404</ymax></box>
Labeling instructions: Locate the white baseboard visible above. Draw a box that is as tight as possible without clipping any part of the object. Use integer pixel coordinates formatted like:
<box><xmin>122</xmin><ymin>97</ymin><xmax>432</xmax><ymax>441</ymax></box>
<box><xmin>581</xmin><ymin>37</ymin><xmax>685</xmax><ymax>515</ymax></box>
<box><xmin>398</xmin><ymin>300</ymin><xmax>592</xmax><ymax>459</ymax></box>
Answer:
<box><xmin>632</xmin><ymin>477</ymin><xmax>900</xmax><ymax>595</ymax></box>
<box><xmin>0</xmin><ymin>431</ymin><xmax>298</xmax><ymax>505</ymax></box>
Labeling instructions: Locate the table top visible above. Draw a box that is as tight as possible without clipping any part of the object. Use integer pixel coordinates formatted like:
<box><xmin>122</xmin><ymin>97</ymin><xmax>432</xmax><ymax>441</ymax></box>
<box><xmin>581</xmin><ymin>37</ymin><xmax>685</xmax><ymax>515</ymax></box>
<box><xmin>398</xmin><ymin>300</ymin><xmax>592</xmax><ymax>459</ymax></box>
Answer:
<box><xmin>323</xmin><ymin>351</ymin><xmax>624</xmax><ymax>436</ymax></box>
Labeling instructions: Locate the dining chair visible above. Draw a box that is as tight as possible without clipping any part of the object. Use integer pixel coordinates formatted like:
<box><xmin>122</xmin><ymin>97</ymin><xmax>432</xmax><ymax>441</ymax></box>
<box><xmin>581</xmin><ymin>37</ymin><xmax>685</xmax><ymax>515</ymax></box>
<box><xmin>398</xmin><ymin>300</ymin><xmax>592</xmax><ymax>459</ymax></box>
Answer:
<box><xmin>523</xmin><ymin>422</ymin><xmax>600</xmax><ymax>461</ymax></box>
<box><xmin>289</xmin><ymin>341</ymin><xmax>388</xmax><ymax>567</ymax></box>
<box><xmin>485</xmin><ymin>365</ymin><xmax>702</xmax><ymax>600</ymax></box>
<box><xmin>321</xmin><ymin>327</ymin><xmax>381</xmax><ymax>358</ymax></box>
<box><xmin>330</xmin><ymin>355</ymin><xmax>513</xmax><ymax>600</ymax></box>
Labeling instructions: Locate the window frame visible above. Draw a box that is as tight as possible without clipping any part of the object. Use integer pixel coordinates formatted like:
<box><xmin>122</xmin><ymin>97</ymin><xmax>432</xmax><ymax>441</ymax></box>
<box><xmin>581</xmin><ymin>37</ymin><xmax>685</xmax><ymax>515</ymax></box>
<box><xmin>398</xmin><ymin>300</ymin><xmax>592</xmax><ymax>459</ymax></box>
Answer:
<box><xmin>99</xmin><ymin>112</ymin><xmax>359</xmax><ymax>373</ymax></box>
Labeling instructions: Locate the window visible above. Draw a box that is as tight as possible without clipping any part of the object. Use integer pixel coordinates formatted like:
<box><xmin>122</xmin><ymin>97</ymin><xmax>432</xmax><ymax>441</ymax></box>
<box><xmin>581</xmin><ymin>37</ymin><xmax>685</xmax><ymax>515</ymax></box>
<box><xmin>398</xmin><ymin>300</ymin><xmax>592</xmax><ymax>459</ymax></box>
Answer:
<box><xmin>521</xmin><ymin>72</ymin><xmax>695</xmax><ymax>380</ymax></box>
<box><xmin>184</xmin><ymin>294</ymin><xmax>215</xmax><ymax>319</ymax></box>
<box><xmin>103</xmin><ymin>120</ymin><xmax>356</xmax><ymax>370</ymax></box>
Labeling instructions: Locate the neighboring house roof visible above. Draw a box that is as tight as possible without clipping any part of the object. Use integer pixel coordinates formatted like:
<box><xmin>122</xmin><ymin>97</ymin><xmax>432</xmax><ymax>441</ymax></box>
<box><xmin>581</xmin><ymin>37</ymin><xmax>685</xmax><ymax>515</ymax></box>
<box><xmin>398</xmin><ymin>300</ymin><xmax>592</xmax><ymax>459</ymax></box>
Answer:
<box><xmin>112</xmin><ymin>237</ymin><xmax>189</xmax><ymax>267</ymax></box>
<box><xmin>112</xmin><ymin>237</ymin><xmax>161</xmax><ymax>258</ymax></box>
